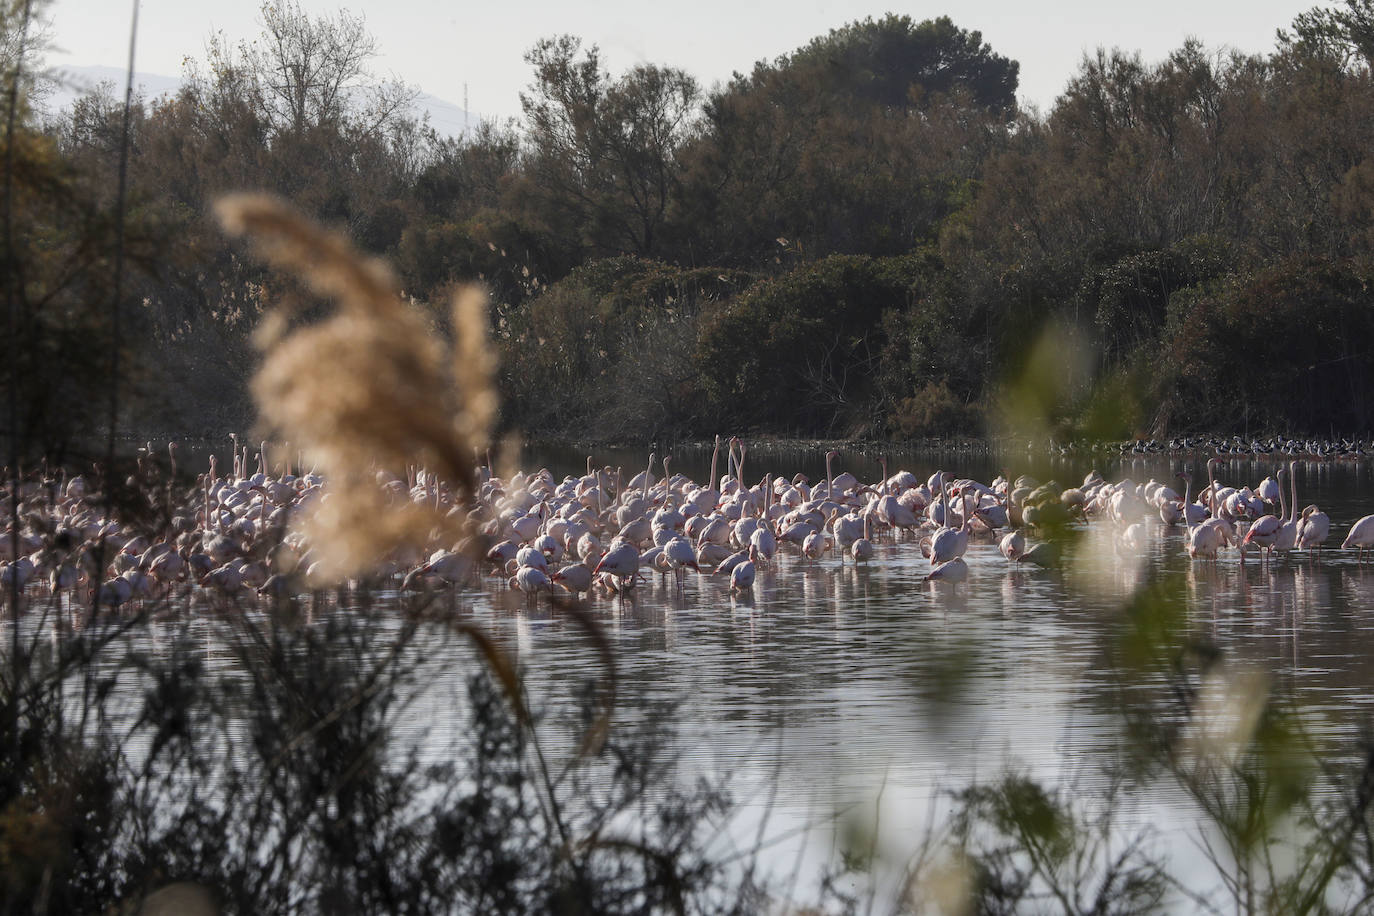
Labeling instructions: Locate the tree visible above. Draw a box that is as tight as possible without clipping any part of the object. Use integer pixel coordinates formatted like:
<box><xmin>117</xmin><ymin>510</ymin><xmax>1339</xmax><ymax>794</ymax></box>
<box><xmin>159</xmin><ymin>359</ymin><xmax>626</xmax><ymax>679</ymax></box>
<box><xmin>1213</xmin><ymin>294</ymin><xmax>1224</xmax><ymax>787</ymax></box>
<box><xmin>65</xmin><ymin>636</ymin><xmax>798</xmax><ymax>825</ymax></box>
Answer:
<box><xmin>695</xmin><ymin>253</ymin><xmax>937</xmax><ymax>436</ymax></box>
<box><xmin>679</xmin><ymin>15</ymin><xmax>1017</xmax><ymax>266</ymax></box>
<box><xmin>1162</xmin><ymin>256</ymin><xmax>1374</xmax><ymax>433</ymax></box>
<box><xmin>518</xmin><ymin>35</ymin><xmax>699</xmax><ymax>259</ymax></box>
<box><xmin>784</xmin><ymin>14</ymin><xmax>1019</xmax><ymax>115</ymax></box>
<box><xmin>1279</xmin><ymin>0</ymin><xmax>1374</xmax><ymax>70</ymax></box>
<box><xmin>189</xmin><ymin>0</ymin><xmax>416</xmax><ymax>138</ymax></box>
<box><xmin>42</xmin><ymin>3</ymin><xmax>442</xmax><ymax>436</ymax></box>
<box><xmin>413</xmin><ymin>121</ymin><xmax>521</xmax><ymax>220</ymax></box>
<box><xmin>0</xmin><ymin>0</ymin><xmax>54</xmax><ymax>121</ymax></box>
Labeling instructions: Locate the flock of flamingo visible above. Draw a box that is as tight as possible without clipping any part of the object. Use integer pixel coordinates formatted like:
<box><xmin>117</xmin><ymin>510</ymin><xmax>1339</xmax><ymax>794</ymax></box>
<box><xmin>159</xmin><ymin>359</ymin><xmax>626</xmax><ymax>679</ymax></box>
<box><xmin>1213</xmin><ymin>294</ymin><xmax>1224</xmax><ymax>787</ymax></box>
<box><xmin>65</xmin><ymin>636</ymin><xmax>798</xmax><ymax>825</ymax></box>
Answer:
<box><xmin>3</xmin><ymin>435</ymin><xmax>1374</xmax><ymax>613</ymax></box>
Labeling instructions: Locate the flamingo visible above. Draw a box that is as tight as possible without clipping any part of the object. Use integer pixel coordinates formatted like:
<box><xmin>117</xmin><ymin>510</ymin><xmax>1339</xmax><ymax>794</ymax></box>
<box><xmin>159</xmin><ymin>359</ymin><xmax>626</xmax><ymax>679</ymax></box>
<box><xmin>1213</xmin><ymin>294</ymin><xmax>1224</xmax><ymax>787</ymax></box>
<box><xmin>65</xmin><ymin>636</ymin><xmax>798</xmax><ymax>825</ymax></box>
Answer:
<box><xmin>1</xmin><ymin>558</ymin><xmax>34</xmax><ymax>591</ymax></box>
<box><xmin>661</xmin><ymin>536</ymin><xmax>700</xmax><ymax>591</ymax></box>
<box><xmin>532</xmin><ymin>533</ymin><xmax>564</xmax><ymax>563</ymax></box>
<box><xmin>258</xmin><ymin>574</ymin><xmax>293</xmax><ymax>599</ymax></box>
<box><xmin>776</xmin><ymin>519</ymin><xmax>818</xmax><ymax>544</ymax></box>
<box><xmin>551</xmin><ymin>562</ymin><xmax>593</xmax><ymax>595</ymax></box>
<box><xmin>973</xmin><ymin>499</ymin><xmax>1009</xmax><ymax>533</ymax></box>
<box><xmin>851</xmin><ymin>514</ymin><xmax>875</xmax><ymax>562</ymax></box>
<box><xmin>827</xmin><ymin>451</ymin><xmax>858</xmax><ymax>499</ymax></box>
<box><xmin>1256</xmin><ymin>474</ymin><xmax>1281</xmax><ymax>509</ymax></box>
<box><xmin>801</xmin><ymin>530</ymin><xmax>827</xmax><ymax>560</ymax></box>
<box><xmin>873</xmin><ymin>456</ymin><xmax>918</xmax><ymax>539</ymax></box>
<box><xmin>832</xmin><ymin>510</ymin><xmax>865</xmax><ymax>561</ymax></box>
<box><xmin>1275</xmin><ymin>462</ymin><xmax>1299</xmax><ymax>554</ymax></box>
<box><xmin>486</xmin><ymin>540</ymin><xmax>519</xmax><ymax>566</ymax></box>
<box><xmin>1242</xmin><ymin>470</ymin><xmax>1285</xmax><ymax>564</ymax></box>
<box><xmin>1242</xmin><ymin>512</ymin><xmax>1281</xmax><ymax>564</ymax></box>
<box><xmin>145</xmin><ymin>546</ymin><xmax>184</xmax><ymax>584</ymax></box>
<box><xmin>1343</xmin><ymin>515</ymin><xmax>1374</xmax><ymax>562</ymax></box>
<box><xmin>1202</xmin><ymin>458</ymin><xmax>1238</xmax><ymax>547</ymax></box>
<box><xmin>715</xmin><ymin>548</ymin><xmax>750</xmax><ymax>576</ymax></box>
<box><xmin>821</xmin><ymin>449</ymin><xmax>839</xmax><ymax>506</ymax></box>
<box><xmin>1119</xmin><ymin>522</ymin><xmax>1147</xmax><ymax>553</ymax></box>
<box><xmin>691</xmin><ymin>437</ymin><xmax>724</xmax><ymax>515</ymax></box>
<box><xmin>618</xmin><ymin>515</ymin><xmax>653</xmax><ymax>548</ymax></box>
<box><xmin>49</xmin><ymin>560</ymin><xmax>84</xmax><ymax>595</ymax></box>
<box><xmin>515</xmin><ymin>545</ymin><xmax>548</xmax><ymax>572</ymax></box>
<box><xmin>1158</xmin><ymin>500</ymin><xmax>1182</xmax><ymax>527</ymax></box>
<box><xmin>1181</xmin><ymin>463</ymin><xmax>1228</xmax><ymax>561</ymax></box>
<box><xmin>510</xmin><ymin>565</ymin><xmax>552</xmax><ymax>598</ymax></box>
<box><xmin>925</xmin><ymin>557</ymin><xmax>968</xmax><ymax>585</ymax></box>
<box><xmin>749</xmin><ymin>523</ymin><xmax>777</xmax><ymax>565</ymax></box>
<box><xmin>730</xmin><ymin>547</ymin><xmax>757</xmax><ymax>591</ymax></box>
<box><xmin>929</xmin><ymin>480</ymin><xmax>971</xmax><ymax>566</ymax></box>
<box><xmin>96</xmin><ymin>575</ymin><xmax>133</xmax><ymax>608</ymax></box>
<box><xmin>406</xmin><ymin>550</ymin><xmax>475</xmax><ymax>589</ymax></box>
<box><xmin>593</xmin><ymin>539</ymin><xmax>640</xmax><ymax>590</ymax></box>
<box><xmin>1298</xmin><ymin>504</ymin><xmax>1331</xmax><ymax>557</ymax></box>
<box><xmin>1017</xmin><ymin>541</ymin><xmax>1059</xmax><ymax>569</ymax></box>
<box><xmin>202</xmin><ymin>562</ymin><xmax>244</xmax><ymax>596</ymax></box>
<box><xmin>1179</xmin><ymin>471</ymin><xmax>1217</xmax><ymax>561</ymax></box>
<box><xmin>999</xmin><ymin>529</ymin><xmax>1026</xmax><ymax>562</ymax></box>
<box><xmin>696</xmin><ymin>542</ymin><xmax>734</xmax><ymax>568</ymax></box>
<box><xmin>627</xmin><ymin>451</ymin><xmax>656</xmax><ymax>495</ymax></box>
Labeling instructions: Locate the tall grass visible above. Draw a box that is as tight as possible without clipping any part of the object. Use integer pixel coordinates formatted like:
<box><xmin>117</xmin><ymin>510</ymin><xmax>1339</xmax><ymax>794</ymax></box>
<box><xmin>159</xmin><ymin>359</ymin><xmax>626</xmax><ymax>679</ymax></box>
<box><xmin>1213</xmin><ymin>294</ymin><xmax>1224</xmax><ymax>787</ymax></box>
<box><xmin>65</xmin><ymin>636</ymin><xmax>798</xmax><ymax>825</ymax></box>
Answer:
<box><xmin>0</xmin><ymin>190</ymin><xmax>774</xmax><ymax>914</ymax></box>
<box><xmin>217</xmin><ymin>193</ymin><xmax>491</xmax><ymax>581</ymax></box>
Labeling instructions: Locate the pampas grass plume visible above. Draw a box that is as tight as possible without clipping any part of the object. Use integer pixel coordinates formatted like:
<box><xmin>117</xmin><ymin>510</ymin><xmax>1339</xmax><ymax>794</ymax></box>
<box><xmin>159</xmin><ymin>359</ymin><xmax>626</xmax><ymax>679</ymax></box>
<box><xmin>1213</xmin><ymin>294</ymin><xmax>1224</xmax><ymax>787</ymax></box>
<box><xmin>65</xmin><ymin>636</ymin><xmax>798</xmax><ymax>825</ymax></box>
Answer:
<box><xmin>216</xmin><ymin>193</ymin><xmax>494</xmax><ymax>581</ymax></box>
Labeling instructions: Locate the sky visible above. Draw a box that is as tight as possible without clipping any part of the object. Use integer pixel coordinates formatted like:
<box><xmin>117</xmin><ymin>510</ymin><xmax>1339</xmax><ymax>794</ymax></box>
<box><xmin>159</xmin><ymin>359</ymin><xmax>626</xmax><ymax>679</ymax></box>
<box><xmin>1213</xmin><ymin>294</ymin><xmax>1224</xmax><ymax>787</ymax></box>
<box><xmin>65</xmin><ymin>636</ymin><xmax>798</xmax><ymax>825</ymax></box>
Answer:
<box><xmin>44</xmin><ymin>0</ymin><xmax>1312</xmax><ymax>122</ymax></box>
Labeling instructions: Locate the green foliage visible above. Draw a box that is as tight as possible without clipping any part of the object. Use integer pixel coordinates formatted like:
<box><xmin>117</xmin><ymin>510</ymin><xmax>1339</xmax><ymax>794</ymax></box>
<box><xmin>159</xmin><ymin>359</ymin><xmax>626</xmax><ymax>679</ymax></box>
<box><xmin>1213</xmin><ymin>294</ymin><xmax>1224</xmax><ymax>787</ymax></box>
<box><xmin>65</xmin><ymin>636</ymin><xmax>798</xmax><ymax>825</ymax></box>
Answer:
<box><xmin>1076</xmin><ymin>235</ymin><xmax>1233</xmax><ymax>362</ymax></box>
<box><xmin>562</xmin><ymin>255</ymin><xmax>752</xmax><ymax>318</ymax></box>
<box><xmin>951</xmin><ymin>773</ymin><xmax>1168</xmax><ymax>914</ymax></box>
<box><xmin>891</xmin><ymin>380</ymin><xmax>984</xmax><ymax>439</ymax></box>
<box><xmin>1280</xmin><ymin>0</ymin><xmax>1374</xmax><ymax>70</ymax></box>
<box><xmin>696</xmin><ymin>253</ymin><xmax>938</xmax><ymax>437</ymax></box>
<box><xmin>679</xmin><ymin>16</ymin><xmax>1015</xmax><ymax>266</ymax></box>
<box><xmin>0</xmin><ymin>123</ymin><xmax>171</xmax><ymax>457</ymax></box>
<box><xmin>18</xmin><ymin>2</ymin><xmax>1374</xmax><ymax>442</ymax></box>
<box><xmin>519</xmin><ymin>35</ymin><xmax>699</xmax><ymax>260</ymax></box>
<box><xmin>0</xmin><ymin>572</ymin><xmax>762</xmax><ymax>914</ymax></box>
<box><xmin>785</xmin><ymin>14</ymin><xmax>1019</xmax><ymax>115</ymax></box>
<box><xmin>1161</xmin><ymin>255</ymin><xmax>1374</xmax><ymax>434</ymax></box>
<box><xmin>498</xmin><ymin>256</ymin><xmax>754</xmax><ymax>441</ymax></box>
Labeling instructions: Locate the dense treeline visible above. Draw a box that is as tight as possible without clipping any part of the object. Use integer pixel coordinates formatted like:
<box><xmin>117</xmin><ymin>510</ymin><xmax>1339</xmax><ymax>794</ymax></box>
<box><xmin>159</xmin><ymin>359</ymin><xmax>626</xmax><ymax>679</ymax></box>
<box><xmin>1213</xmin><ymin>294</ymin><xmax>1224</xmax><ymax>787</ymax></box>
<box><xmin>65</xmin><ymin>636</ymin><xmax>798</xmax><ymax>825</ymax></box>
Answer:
<box><xmin>9</xmin><ymin>0</ymin><xmax>1374</xmax><ymax>452</ymax></box>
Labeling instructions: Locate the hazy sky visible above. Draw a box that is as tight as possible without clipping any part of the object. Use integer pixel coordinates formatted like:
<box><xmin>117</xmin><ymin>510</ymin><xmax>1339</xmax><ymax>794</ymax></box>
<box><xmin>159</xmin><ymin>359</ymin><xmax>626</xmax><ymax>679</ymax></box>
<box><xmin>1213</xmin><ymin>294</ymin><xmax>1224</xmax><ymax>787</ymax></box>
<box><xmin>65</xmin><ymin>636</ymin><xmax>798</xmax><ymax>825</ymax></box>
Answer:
<box><xmin>47</xmin><ymin>0</ymin><xmax>1311</xmax><ymax>120</ymax></box>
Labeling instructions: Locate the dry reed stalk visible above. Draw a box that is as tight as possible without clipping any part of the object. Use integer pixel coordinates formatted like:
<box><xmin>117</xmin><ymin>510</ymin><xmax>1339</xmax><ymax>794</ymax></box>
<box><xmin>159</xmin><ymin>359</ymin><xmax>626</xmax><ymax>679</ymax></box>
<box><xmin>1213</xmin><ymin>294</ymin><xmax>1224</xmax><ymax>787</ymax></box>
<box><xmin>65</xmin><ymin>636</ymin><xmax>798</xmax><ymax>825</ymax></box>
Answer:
<box><xmin>216</xmin><ymin>193</ymin><xmax>495</xmax><ymax>581</ymax></box>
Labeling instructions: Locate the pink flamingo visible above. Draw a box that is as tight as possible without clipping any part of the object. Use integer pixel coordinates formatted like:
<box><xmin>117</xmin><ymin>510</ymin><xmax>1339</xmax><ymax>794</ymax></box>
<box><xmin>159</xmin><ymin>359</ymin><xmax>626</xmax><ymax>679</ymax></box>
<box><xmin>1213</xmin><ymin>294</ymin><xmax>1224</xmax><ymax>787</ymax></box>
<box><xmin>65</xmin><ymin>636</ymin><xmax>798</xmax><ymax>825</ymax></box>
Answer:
<box><xmin>929</xmin><ymin>478</ymin><xmax>970</xmax><ymax>566</ymax></box>
<box><xmin>1180</xmin><ymin>470</ymin><xmax>1225</xmax><ymax>562</ymax></box>
<box><xmin>1343</xmin><ymin>515</ymin><xmax>1374</xmax><ymax>562</ymax></box>
<box><xmin>730</xmin><ymin>546</ymin><xmax>758</xmax><ymax>591</ymax></box>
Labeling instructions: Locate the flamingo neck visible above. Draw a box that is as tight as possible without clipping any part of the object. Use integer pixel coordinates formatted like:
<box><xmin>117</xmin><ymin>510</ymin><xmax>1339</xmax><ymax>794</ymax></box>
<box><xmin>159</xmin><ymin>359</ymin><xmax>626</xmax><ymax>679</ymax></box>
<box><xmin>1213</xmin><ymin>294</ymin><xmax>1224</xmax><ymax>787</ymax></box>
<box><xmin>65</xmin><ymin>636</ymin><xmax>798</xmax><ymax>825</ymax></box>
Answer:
<box><xmin>1183</xmin><ymin>477</ymin><xmax>1195</xmax><ymax>534</ymax></box>
<box><xmin>940</xmin><ymin>473</ymin><xmax>950</xmax><ymax>529</ymax></box>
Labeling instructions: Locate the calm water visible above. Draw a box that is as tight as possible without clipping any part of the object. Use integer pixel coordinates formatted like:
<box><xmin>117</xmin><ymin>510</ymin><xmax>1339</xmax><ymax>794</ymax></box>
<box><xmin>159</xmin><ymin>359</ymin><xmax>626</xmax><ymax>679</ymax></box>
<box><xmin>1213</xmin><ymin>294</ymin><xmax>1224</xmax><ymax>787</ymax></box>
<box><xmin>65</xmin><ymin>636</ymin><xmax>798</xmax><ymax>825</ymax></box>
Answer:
<box><xmin>45</xmin><ymin>445</ymin><xmax>1374</xmax><ymax>907</ymax></box>
<box><xmin>414</xmin><ymin>448</ymin><xmax>1374</xmax><ymax>906</ymax></box>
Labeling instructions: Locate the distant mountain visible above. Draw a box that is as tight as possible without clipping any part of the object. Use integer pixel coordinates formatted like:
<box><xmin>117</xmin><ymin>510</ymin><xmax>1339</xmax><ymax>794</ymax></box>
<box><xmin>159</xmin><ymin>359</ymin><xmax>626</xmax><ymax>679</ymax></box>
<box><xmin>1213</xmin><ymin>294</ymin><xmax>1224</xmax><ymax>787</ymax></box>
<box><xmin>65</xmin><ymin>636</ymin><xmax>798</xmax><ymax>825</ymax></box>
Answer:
<box><xmin>47</xmin><ymin>64</ymin><xmax>181</xmax><ymax>110</ymax></box>
<box><xmin>415</xmin><ymin>92</ymin><xmax>479</xmax><ymax>138</ymax></box>
<box><xmin>43</xmin><ymin>64</ymin><xmax>479</xmax><ymax>139</ymax></box>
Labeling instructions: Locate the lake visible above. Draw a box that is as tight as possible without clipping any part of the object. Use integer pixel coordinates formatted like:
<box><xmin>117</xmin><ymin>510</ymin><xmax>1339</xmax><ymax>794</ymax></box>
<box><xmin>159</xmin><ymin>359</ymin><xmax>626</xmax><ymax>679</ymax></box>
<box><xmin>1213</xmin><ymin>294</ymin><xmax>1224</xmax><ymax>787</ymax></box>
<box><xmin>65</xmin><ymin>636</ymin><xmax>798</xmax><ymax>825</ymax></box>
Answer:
<box><xmin>26</xmin><ymin>443</ymin><xmax>1374</xmax><ymax>910</ymax></box>
<box><xmin>405</xmin><ymin>446</ymin><xmax>1374</xmax><ymax>909</ymax></box>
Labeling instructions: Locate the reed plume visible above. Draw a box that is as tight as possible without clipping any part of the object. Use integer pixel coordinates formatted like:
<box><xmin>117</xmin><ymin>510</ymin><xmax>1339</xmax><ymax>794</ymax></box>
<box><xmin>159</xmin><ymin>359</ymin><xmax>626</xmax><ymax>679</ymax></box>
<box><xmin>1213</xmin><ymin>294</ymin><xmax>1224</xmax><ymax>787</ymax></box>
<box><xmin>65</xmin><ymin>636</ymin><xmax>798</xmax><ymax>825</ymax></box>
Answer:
<box><xmin>216</xmin><ymin>193</ymin><xmax>494</xmax><ymax>580</ymax></box>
